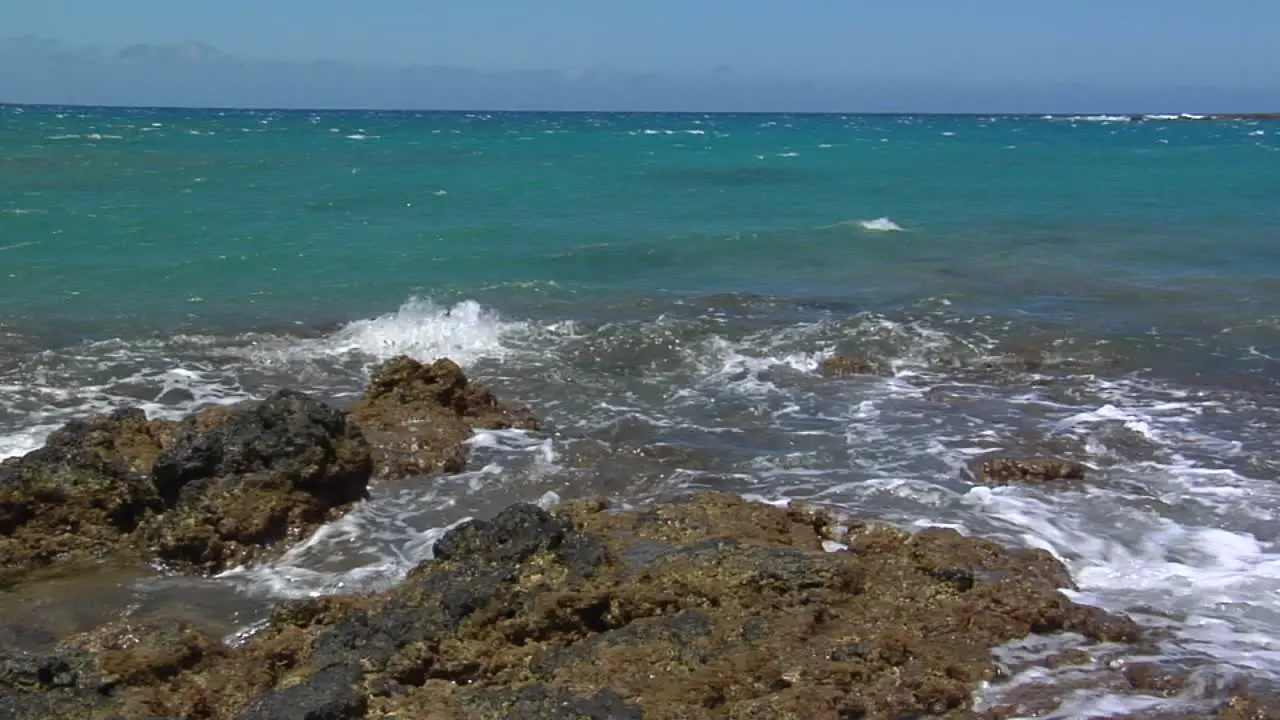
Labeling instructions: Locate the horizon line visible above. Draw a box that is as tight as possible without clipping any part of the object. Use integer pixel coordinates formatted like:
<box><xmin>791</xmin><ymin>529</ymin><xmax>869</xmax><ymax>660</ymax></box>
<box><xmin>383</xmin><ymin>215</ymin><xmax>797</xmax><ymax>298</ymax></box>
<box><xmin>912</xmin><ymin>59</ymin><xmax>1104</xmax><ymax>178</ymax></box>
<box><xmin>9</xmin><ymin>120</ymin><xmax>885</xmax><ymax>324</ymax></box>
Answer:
<box><xmin>4</xmin><ymin>101</ymin><xmax>1279</xmax><ymax>118</ymax></box>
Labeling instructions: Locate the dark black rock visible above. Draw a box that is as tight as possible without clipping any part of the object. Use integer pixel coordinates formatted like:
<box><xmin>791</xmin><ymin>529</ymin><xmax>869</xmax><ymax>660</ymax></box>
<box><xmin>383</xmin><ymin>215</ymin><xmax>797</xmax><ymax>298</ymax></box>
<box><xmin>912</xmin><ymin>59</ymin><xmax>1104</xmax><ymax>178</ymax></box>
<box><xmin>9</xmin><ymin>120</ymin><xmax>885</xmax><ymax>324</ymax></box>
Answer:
<box><xmin>131</xmin><ymin>391</ymin><xmax>375</xmax><ymax>572</ymax></box>
<box><xmin>556</xmin><ymin>532</ymin><xmax>611</xmax><ymax>583</ymax></box>
<box><xmin>0</xmin><ymin>651</ymin><xmax>89</xmax><ymax>691</ymax></box>
<box><xmin>151</xmin><ymin>390</ymin><xmax>371</xmax><ymax>507</ymax></box>
<box><xmin>432</xmin><ymin>503</ymin><xmax>569</xmax><ymax>565</ymax></box>
<box><xmin>531</xmin><ymin>610</ymin><xmax>716</xmax><ymax>677</ymax></box>
<box><xmin>456</xmin><ymin>685</ymin><xmax>644</xmax><ymax>720</ymax></box>
<box><xmin>308</xmin><ymin>564</ymin><xmax>520</xmax><ymax>674</ymax></box>
<box><xmin>237</xmin><ymin>664</ymin><xmax>366</xmax><ymax>720</ymax></box>
<box><xmin>0</xmin><ymin>648</ymin><xmax>107</xmax><ymax>720</ymax></box>
<box><xmin>927</xmin><ymin>567</ymin><xmax>977</xmax><ymax>592</ymax></box>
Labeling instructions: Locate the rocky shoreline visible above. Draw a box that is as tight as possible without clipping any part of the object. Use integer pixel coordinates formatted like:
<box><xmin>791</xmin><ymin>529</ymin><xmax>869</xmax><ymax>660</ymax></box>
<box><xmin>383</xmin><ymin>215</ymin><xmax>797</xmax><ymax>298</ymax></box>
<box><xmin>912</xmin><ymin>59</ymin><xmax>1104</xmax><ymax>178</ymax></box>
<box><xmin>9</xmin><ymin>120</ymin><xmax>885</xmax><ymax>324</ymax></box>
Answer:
<box><xmin>0</xmin><ymin>356</ymin><xmax>1273</xmax><ymax>718</ymax></box>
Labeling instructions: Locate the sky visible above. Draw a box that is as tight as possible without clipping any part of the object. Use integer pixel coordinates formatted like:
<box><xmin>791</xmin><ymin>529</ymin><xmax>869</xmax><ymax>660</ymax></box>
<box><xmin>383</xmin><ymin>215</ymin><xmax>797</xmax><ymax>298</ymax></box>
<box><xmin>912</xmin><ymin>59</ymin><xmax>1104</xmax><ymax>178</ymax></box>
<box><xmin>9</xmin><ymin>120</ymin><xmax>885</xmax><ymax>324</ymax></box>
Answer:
<box><xmin>2</xmin><ymin>1</ymin><xmax>1277</xmax><ymax>112</ymax></box>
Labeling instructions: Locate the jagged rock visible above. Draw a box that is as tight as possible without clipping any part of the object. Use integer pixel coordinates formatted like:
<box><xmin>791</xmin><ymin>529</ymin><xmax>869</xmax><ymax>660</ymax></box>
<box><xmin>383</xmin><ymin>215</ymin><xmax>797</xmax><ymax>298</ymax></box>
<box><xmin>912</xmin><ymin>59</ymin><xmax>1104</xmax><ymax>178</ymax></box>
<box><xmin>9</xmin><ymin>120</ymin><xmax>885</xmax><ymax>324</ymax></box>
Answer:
<box><xmin>0</xmin><ymin>408</ymin><xmax>172</xmax><ymax>582</ymax></box>
<box><xmin>971</xmin><ymin>457</ymin><xmax>1088</xmax><ymax>486</ymax></box>
<box><xmin>1217</xmin><ymin>693</ymin><xmax>1280</xmax><ymax>720</ymax></box>
<box><xmin>0</xmin><ymin>644</ymin><xmax>110</xmax><ymax>720</ymax></box>
<box><xmin>235</xmin><ymin>664</ymin><xmax>367</xmax><ymax>720</ymax></box>
<box><xmin>62</xmin><ymin>492</ymin><xmax>1141</xmax><ymax>720</ymax></box>
<box><xmin>819</xmin><ymin>355</ymin><xmax>882</xmax><ymax>377</ymax></box>
<box><xmin>432</xmin><ymin>503</ymin><xmax>571</xmax><ymax>564</ymax></box>
<box><xmin>442</xmin><ymin>686</ymin><xmax>643</xmax><ymax>720</ymax></box>
<box><xmin>348</xmin><ymin>356</ymin><xmax>538</xmax><ymax>478</ymax></box>
<box><xmin>138</xmin><ymin>390</ymin><xmax>373</xmax><ymax>572</ymax></box>
<box><xmin>1</xmin><ymin>391</ymin><xmax>373</xmax><ymax>582</ymax></box>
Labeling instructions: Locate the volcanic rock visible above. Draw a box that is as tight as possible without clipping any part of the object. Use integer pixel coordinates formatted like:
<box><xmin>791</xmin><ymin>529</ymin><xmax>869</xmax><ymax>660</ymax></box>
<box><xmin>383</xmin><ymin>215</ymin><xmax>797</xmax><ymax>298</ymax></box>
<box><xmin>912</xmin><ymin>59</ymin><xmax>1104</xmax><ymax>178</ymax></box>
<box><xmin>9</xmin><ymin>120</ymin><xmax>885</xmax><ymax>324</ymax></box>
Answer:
<box><xmin>0</xmin><ymin>391</ymin><xmax>373</xmax><ymax>580</ymax></box>
<box><xmin>138</xmin><ymin>390</ymin><xmax>373</xmax><ymax>572</ymax></box>
<box><xmin>38</xmin><ymin>491</ymin><xmax>1142</xmax><ymax>720</ymax></box>
<box><xmin>971</xmin><ymin>456</ymin><xmax>1088</xmax><ymax>487</ymax></box>
<box><xmin>348</xmin><ymin>356</ymin><xmax>538</xmax><ymax>478</ymax></box>
<box><xmin>819</xmin><ymin>354</ymin><xmax>883</xmax><ymax>377</ymax></box>
<box><xmin>0</xmin><ymin>408</ymin><xmax>172</xmax><ymax>584</ymax></box>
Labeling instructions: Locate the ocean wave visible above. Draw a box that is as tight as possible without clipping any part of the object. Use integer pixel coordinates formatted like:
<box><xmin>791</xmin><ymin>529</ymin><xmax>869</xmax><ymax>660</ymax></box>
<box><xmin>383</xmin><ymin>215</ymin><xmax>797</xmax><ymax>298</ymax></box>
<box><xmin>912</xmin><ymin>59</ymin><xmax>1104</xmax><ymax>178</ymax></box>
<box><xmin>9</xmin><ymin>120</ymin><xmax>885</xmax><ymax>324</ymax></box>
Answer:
<box><xmin>0</xmin><ymin>298</ymin><xmax>542</xmax><ymax>459</ymax></box>
<box><xmin>2</xmin><ymin>295</ymin><xmax>1278</xmax><ymax>714</ymax></box>
<box><xmin>859</xmin><ymin>216</ymin><xmax>905</xmax><ymax>231</ymax></box>
<box><xmin>819</xmin><ymin>217</ymin><xmax>907</xmax><ymax>232</ymax></box>
<box><xmin>257</xmin><ymin>297</ymin><xmax>522</xmax><ymax>367</ymax></box>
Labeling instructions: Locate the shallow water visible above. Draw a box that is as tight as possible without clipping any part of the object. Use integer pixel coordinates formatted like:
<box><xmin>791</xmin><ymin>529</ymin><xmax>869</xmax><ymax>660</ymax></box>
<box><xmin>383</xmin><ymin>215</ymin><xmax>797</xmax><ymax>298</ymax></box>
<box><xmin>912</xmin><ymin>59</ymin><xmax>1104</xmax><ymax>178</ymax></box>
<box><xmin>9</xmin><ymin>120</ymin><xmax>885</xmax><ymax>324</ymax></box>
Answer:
<box><xmin>3</xmin><ymin>106</ymin><xmax>1280</xmax><ymax>716</ymax></box>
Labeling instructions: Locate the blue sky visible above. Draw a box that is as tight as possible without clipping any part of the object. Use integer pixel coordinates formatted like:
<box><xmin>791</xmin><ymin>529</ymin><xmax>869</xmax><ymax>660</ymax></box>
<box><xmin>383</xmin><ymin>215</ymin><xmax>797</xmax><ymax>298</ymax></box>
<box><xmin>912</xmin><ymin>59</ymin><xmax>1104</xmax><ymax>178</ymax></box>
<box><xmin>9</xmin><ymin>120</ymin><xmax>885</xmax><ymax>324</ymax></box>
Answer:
<box><xmin>3</xmin><ymin>1</ymin><xmax>1277</xmax><ymax>111</ymax></box>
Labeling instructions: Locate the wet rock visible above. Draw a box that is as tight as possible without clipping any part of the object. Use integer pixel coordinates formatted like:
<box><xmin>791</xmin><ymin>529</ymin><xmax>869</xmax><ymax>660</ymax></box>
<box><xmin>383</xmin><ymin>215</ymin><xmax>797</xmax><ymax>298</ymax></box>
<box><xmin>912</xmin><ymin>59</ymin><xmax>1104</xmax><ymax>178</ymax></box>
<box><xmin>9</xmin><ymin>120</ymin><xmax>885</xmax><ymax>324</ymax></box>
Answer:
<box><xmin>0</xmin><ymin>645</ymin><xmax>111</xmax><ymax>720</ymax></box>
<box><xmin>447</xmin><ymin>685</ymin><xmax>643</xmax><ymax>720</ymax></box>
<box><xmin>971</xmin><ymin>456</ymin><xmax>1089</xmax><ymax>486</ymax></box>
<box><xmin>348</xmin><ymin>356</ymin><xmax>538</xmax><ymax>478</ymax></box>
<box><xmin>0</xmin><ymin>409</ymin><xmax>171</xmax><ymax>581</ymax></box>
<box><xmin>55</xmin><ymin>491</ymin><xmax>1143</xmax><ymax>720</ymax></box>
<box><xmin>1124</xmin><ymin>661</ymin><xmax>1190</xmax><ymax>696</ymax></box>
<box><xmin>598</xmin><ymin>490</ymin><xmax>842</xmax><ymax>549</ymax></box>
<box><xmin>236</xmin><ymin>664</ymin><xmax>367</xmax><ymax>720</ymax></box>
<box><xmin>1046</xmin><ymin>648</ymin><xmax>1093</xmax><ymax>668</ymax></box>
<box><xmin>138</xmin><ymin>390</ymin><xmax>373</xmax><ymax>572</ymax></box>
<box><xmin>150</xmin><ymin>390</ymin><xmax>368</xmax><ymax>506</ymax></box>
<box><xmin>819</xmin><ymin>354</ymin><xmax>883</xmax><ymax>377</ymax></box>
<box><xmin>974</xmin><ymin>353</ymin><xmax>1045</xmax><ymax>374</ymax></box>
<box><xmin>1218</xmin><ymin>693</ymin><xmax>1280</xmax><ymax>720</ymax></box>
<box><xmin>65</xmin><ymin>617</ymin><xmax>228</xmax><ymax>687</ymax></box>
<box><xmin>46</xmin><ymin>407</ymin><xmax>179</xmax><ymax>475</ymax></box>
<box><xmin>970</xmin><ymin>431</ymin><xmax>1089</xmax><ymax>464</ymax></box>
<box><xmin>432</xmin><ymin>503</ymin><xmax>571</xmax><ymax>564</ymax></box>
<box><xmin>1</xmin><ymin>391</ymin><xmax>373</xmax><ymax>582</ymax></box>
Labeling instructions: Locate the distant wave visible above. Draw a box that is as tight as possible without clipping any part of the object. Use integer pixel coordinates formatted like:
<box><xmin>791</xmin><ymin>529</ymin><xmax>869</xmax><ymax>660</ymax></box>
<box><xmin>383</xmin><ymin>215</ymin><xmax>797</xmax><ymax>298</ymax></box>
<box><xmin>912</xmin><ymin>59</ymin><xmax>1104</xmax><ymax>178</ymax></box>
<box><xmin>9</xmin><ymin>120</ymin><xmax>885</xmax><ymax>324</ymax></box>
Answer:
<box><xmin>858</xmin><ymin>217</ymin><xmax>906</xmax><ymax>232</ymax></box>
<box><xmin>819</xmin><ymin>217</ymin><xmax>907</xmax><ymax>232</ymax></box>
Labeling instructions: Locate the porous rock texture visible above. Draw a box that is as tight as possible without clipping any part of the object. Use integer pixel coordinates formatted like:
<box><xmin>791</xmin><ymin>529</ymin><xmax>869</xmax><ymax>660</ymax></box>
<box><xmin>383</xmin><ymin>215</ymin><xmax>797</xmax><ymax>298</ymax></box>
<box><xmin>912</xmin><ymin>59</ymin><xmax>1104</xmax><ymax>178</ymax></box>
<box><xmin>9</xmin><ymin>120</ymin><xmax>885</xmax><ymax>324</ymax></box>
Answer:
<box><xmin>0</xmin><ymin>492</ymin><xmax>1157</xmax><ymax>720</ymax></box>
<box><xmin>347</xmin><ymin>356</ymin><xmax>538</xmax><ymax>478</ymax></box>
<box><xmin>0</xmin><ymin>390</ymin><xmax>371</xmax><ymax>579</ymax></box>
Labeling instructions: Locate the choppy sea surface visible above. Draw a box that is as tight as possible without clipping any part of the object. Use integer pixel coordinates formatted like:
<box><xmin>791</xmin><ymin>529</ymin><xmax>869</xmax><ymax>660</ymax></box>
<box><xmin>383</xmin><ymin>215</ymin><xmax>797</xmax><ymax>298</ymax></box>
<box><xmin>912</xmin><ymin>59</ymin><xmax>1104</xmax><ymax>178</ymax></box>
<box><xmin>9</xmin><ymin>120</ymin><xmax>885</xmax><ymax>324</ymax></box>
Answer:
<box><xmin>3</xmin><ymin>105</ymin><xmax>1280</xmax><ymax>716</ymax></box>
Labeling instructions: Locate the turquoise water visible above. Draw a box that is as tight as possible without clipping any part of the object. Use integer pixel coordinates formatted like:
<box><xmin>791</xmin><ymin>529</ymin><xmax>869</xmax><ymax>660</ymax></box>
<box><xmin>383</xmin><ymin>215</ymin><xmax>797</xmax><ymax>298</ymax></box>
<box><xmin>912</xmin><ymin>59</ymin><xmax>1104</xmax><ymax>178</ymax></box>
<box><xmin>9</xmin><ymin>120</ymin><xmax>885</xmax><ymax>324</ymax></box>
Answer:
<box><xmin>4</xmin><ymin>105</ymin><xmax>1280</xmax><ymax>714</ymax></box>
<box><xmin>3</xmin><ymin>107</ymin><xmax>1278</xmax><ymax>337</ymax></box>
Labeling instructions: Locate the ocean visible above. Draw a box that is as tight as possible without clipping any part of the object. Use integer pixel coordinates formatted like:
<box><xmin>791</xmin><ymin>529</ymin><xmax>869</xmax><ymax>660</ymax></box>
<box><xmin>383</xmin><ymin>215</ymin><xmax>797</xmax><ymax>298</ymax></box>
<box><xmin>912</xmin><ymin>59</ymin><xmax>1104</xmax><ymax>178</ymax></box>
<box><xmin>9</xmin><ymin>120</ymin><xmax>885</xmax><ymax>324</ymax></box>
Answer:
<box><xmin>3</xmin><ymin>105</ymin><xmax>1280</xmax><ymax>716</ymax></box>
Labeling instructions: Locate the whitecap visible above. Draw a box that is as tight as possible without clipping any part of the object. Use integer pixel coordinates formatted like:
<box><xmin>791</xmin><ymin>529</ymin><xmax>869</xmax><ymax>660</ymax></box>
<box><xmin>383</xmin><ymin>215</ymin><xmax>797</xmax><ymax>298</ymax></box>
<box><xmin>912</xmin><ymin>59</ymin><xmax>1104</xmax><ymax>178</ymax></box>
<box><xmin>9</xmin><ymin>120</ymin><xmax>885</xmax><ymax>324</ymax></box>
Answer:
<box><xmin>859</xmin><ymin>217</ymin><xmax>905</xmax><ymax>232</ymax></box>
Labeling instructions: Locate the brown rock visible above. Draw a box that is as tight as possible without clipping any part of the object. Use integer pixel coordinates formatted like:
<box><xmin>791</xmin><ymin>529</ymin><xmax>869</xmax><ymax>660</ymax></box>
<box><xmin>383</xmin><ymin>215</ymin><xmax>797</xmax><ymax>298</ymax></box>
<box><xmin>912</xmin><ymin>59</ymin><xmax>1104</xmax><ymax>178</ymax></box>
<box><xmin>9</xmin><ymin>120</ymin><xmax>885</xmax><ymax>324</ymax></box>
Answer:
<box><xmin>1046</xmin><ymin>648</ymin><xmax>1093</xmax><ymax>668</ymax></box>
<box><xmin>54</xmin><ymin>407</ymin><xmax>180</xmax><ymax>475</ymax></box>
<box><xmin>972</xmin><ymin>457</ymin><xmax>1088</xmax><ymax>486</ymax></box>
<box><xmin>0</xmin><ymin>391</ymin><xmax>373</xmax><ymax>582</ymax></box>
<box><xmin>819</xmin><ymin>355</ymin><xmax>882</xmax><ymax>377</ymax></box>
<box><xmin>53</xmin><ymin>492</ymin><xmax>1142</xmax><ymax>720</ymax></box>
<box><xmin>348</xmin><ymin>356</ymin><xmax>538</xmax><ymax>478</ymax></box>
<box><xmin>0</xmin><ymin>409</ymin><xmax>169</xmax><ymax>582</ymax></box>
<box><xmin>1218</xmin><ymin>693</ymin><xmax>1280</xmax><ymax>720</ymax></box>
<box><xmin>1123</xmin><ymin>661</ymin><xmax>1189</xmax><ymax>697</ymax></box>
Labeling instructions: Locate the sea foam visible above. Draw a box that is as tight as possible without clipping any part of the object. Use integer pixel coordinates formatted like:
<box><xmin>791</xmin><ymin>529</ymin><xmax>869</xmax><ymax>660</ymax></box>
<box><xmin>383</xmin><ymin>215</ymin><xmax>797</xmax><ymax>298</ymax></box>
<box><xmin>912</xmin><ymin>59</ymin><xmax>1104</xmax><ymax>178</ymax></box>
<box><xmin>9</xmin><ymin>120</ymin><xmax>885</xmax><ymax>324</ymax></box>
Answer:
<box><xmin>859</xmin><ymin>217</ymin><xmax>905</xmax><ymax>232</ymax></box>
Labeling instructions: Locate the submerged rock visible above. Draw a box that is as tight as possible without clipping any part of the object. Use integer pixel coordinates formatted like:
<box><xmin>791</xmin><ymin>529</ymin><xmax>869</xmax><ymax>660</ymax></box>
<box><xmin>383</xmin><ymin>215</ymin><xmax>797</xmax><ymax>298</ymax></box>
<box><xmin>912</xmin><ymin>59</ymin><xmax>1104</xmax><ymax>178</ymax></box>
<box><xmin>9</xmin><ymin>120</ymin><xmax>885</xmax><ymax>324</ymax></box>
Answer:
<box><xmin>970</xmin><ymin>456</ymin><xmax>1088</xmax><ymax>486</ymax></box>
<box><xmin>819</xmin><ymin>354</ymin><xmax>884</xmax><ymax>377</ymax></box>
<box><xmin>0</xmin><ymin>391</ymin><xmax>373</xmax><ymax>580</ymax></box>
<box><xmin>348</xmin><ymin>356</ymin><xmax>538</xmax><ymax>478</ymax></box>
<box><xmin>46</xmin><ymin>491</ymin><xmax>1142</xmax><ymax>720</ymax></box>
